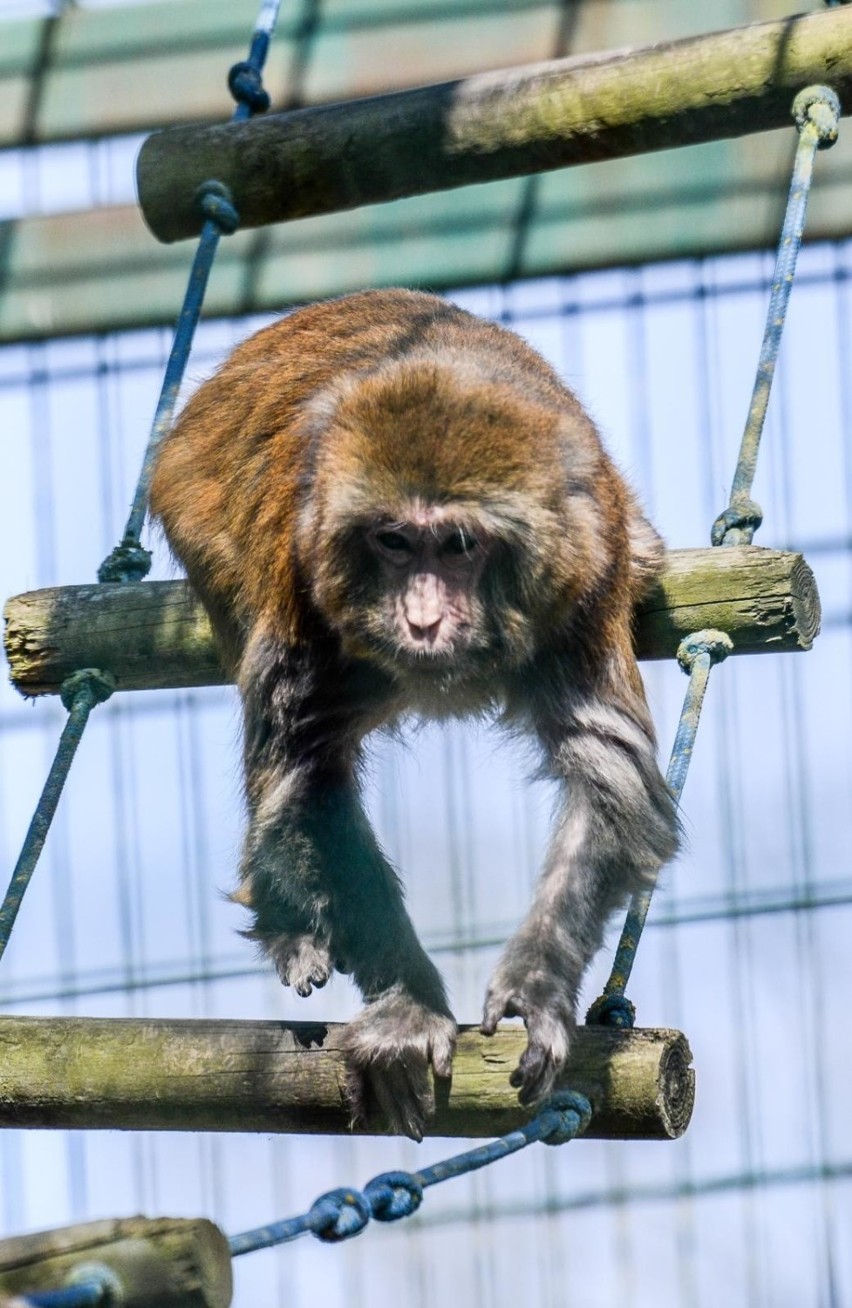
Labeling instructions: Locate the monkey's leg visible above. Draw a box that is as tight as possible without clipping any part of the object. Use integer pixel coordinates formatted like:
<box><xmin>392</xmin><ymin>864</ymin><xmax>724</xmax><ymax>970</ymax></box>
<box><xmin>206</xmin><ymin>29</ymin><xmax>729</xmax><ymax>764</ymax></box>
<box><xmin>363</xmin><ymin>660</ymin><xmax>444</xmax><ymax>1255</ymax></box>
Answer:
<box><xmin>238</xmin><ymin>636</ymin><xmax>455</xmax><ymax>1138</ymax></box>
<box><xmin>243</xmin><ymin>776</ymin><xmax>456</xmax><ymax>1139</ymax></box>
<box><xmin>482</xmin><ymin>689</ymin><xmax>679</xmax><ymax>1105</ymax></box>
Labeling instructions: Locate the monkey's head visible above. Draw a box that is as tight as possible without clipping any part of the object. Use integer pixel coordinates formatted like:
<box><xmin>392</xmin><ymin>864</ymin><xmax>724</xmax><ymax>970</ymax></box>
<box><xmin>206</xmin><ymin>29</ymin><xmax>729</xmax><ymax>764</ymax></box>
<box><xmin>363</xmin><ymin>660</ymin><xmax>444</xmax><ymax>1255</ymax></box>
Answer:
<box><xmin>296</xmin><ymin>355</ymin><xmax>613</xmax><ymax>688</ymax></box>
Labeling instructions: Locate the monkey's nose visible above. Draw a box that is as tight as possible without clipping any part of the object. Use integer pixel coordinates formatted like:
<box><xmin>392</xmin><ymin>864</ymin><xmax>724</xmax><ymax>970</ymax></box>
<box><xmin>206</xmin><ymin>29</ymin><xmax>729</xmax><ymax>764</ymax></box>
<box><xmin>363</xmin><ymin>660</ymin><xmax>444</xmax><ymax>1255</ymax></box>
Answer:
<box><xmin>407</xmin><ymin>618</ymin><xmax>442</xmax><ymax>644</ymax></box>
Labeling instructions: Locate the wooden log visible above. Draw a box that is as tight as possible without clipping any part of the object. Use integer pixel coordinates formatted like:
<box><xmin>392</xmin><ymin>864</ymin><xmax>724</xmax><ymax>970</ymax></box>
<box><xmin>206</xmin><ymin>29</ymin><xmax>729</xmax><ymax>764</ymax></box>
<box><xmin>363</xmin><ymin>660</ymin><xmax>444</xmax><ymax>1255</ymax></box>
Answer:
<box><xmin>2</xmin><ymin>547</ymin><xmax>821</xmax><ymax>697</ymax></box>
<box><xmin>0</xmin><ymin>1216</ymin><xmax>232</xmax><ymax>1308</ymax></box>
<box><xmin>635</xmin><ymin>545</ymin><xmax>820</xmax><ymax>660</ymax></box>
<box><xmin>137</xmin><ymin>9</ymin><xmax>852</xmax><ymax>243</ymax></box>
<box><xmin>0</xmin><ymin>1017</ymin><xmax>693</xmax><ymax>1141</ymax></box>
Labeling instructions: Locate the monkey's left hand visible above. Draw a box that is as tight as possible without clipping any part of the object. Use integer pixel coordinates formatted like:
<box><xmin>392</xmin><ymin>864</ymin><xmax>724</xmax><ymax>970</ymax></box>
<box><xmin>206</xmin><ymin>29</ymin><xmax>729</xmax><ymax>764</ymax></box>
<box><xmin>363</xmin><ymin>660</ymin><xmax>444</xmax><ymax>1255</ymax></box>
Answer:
<box><xmin>342</xmin><ymin>986</ymin><xmax>457</xmax><ymax>1141</ymax></box>
<box><xmin>480</xmin><ymin>939</ymin><xmax>576</xmax><ymax>1106</ymax></box>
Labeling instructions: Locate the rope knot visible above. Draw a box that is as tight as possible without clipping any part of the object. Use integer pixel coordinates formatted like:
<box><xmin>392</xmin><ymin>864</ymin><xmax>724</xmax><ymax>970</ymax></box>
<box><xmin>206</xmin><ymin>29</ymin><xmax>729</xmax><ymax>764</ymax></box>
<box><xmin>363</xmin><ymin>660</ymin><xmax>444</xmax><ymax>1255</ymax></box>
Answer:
<box><xmin>365</xmin><ymin>1171</ymin><xmax>423</xmax><ymax>1222</ymax></box>
<box><xmin>195</xmin><ymin>181</ymin><xmax>240</xmax><ymax>235</ymax></box>
<box><xmin>585</xmin><ymin>992</ymin><xmax>636</xmax><ymax>1029</ymax></box>
<box><xmin>228</xmin><ymin>60</ymin><xmax>271</xmax><ymax>113</ymax></box>
<box><xmin>97</xmin><ymin>541</ymin><xmax>152</xmax><ymax>583</ymax></box>
<box><xmin>536</xmin><ymin>1090</ymin><xmax>593</xmax><ymax>1146</ymax></box>
<box><xmin>792</xmin><ymin>85</ymin><xmax>841</xmax><ymax>149</ymax></box>
<box><xmin>59</xmin><ymin>669</ymin><xmax>116</xmax><ymax>713</ymax></box>
<box><xmin>710</xmin><ymin>498</ymin><xmax>763</xmax><ymax>546</ymax></box>
<box><xmin>676</xmin><ymin>629</ymin><xmax>733</xmax><ymax>674</ymax></box>
<box><xmin>308</xmin><ymin>1188</ymin><xmax>371</xmax><ymax>1243</ymax></box>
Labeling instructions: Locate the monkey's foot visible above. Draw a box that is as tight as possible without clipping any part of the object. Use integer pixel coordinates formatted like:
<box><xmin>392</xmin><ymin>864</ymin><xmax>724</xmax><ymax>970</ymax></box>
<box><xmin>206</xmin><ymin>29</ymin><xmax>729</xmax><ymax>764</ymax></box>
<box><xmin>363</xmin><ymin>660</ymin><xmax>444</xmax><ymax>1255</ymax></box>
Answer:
<box><xmin>266</xmin><ymin>932</ymin><xmax>333</xmax><ymax>997</ymax></box>
<box><xmin>481</xmin><ymin>968</ymin><xmax>576</xmax><ymax>1106</ymax></box>
<box><xmin>342</xmin><ymin>987</ymin><xmax>456</xmax><ymax>1141</ymax></box>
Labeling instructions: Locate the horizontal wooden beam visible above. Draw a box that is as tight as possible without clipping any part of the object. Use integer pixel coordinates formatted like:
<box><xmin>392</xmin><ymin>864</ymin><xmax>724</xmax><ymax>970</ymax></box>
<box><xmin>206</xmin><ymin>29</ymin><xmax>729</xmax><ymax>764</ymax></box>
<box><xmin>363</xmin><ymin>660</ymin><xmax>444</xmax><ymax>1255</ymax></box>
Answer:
<box><xmin>137</xmin><ymin>8</ymin><xmax>852</xmax><ymax>243</ymax></box>
<box><xmin>1</xmin><ymin>548</ymin><xmax>821</xmax><ymax>697</ymax></box>
<box><xmin>0</xmin><ymin>1217</ymin><xmax>232</xmax><ymax>1308</ymax></box>
<box><xmin>0</xmin><ymin>1017</ymin><xmax>693</xmax><ymax>1140</ymax></box>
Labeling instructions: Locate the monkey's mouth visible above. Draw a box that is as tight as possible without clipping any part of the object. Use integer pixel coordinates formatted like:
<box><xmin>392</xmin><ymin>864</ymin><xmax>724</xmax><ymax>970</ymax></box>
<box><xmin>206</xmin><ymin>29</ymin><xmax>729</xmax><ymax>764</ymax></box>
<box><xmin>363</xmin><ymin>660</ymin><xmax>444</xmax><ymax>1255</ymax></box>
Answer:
<box><xmin>348</xmin><ymin>627</ymin><xmax>474</xmax><ymax>671</ymax></box>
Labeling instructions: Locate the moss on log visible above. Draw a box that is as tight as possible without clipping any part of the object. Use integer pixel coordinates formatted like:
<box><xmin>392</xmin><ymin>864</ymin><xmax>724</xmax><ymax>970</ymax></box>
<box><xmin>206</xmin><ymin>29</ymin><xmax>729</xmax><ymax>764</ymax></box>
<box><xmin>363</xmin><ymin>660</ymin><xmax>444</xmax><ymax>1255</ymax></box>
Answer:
<box><xmin>0</xmin><ymin>1216</ymin><xmax>232</xmax><ymax>1308</ymax></box>
<box><xmin>0</xmin><ymin>1017</ymin><xmax>693</xmax><ymax>1141</ymax></box>
<box><xmin>2</xmin><ymin>547</ymin><xmax>820</xmax><ymax>697</ymax></box>
<box><xmin>137</xmin><ymin>8</ymin><xmax>852</xmax><ymax>243</ymax></box>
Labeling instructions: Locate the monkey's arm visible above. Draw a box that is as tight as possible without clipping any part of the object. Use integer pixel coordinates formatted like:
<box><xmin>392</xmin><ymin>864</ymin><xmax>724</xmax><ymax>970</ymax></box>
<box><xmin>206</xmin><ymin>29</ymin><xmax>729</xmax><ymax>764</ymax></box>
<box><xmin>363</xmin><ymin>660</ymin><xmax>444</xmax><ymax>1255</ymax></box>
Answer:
<box><xmin>483</xmin><ymin>654</ymin><xmax>679</xmax><ymax>1104</ymax></box>
<box><xmin>238</xmin><ymin>629</ymin><xmax>456</xmax><ymax>1140</ymax></box>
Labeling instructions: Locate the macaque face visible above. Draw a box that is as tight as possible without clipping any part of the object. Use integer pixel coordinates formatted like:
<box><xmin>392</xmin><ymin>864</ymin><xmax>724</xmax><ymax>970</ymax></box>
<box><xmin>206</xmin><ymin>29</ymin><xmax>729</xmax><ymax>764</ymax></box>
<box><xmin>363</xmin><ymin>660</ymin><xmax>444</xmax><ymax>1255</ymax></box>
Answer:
<box><xmin>363</xmin><ymin>506</ymin><xmax>491</xmax><ymax>663</ymax></box>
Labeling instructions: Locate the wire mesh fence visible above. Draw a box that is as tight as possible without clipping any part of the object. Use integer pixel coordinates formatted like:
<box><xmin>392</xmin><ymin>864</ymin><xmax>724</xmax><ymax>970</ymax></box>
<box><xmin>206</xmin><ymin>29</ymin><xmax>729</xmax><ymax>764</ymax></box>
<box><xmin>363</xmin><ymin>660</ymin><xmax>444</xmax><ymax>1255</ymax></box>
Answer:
<box><xmin>1</xmin><ymin>235</ymin><xmax>851</xmax><ymax>1307</ymax></box>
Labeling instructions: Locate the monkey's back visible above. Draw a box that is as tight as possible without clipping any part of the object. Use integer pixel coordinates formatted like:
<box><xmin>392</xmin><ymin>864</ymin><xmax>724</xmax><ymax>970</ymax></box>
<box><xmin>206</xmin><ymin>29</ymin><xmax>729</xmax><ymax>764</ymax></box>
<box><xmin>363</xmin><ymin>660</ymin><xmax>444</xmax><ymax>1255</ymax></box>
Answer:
<box><xmin>150</xmin><ymin>289</ymin><xmax>655</xmax><ymax>659</ymax></box>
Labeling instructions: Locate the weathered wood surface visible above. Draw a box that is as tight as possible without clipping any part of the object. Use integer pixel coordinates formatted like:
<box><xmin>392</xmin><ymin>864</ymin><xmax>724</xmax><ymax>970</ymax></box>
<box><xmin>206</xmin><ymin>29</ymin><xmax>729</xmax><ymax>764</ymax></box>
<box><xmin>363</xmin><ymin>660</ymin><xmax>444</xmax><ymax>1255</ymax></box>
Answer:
<box><xmin>0</xmin><ymin>1216</ymin><xmax>232</xmax><ymax>1308</ymax></box>
<box><xmin>635</xmin><ymin>545</ymin><xmax>820</xmax><ymax>659</ymax></box>
<box><xmin>2</xmin><ymin>548</ymin><xmax>821</xmax><ymax>697</ymax></box>
<box><xmin>0</xmin><ymin>1017</ymin><xmax>693</xmax><ymax>1141</ymax></box>
<box><xmin>137</xmin><ymin>9</ymin><xmax>852</xmax><ymax>243</ymax></box>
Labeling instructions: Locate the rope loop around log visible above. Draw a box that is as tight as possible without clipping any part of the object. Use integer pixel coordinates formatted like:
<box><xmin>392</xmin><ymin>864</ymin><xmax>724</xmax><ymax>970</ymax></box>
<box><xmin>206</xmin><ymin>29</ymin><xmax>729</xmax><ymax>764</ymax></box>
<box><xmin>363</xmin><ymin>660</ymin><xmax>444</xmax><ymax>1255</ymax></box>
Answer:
<box><xmin>586</xmin><ymin>993</ymin><xmax>636</xmax><ymax>1030</ymax></box>
<box><xmin>710</xmin><ymin>498</ymin><xmax>763</xmax><ymax>548</ymax></box>
<box><xmin>537</xmin><ymin>1091</ymin><xmax>595</xmax><ymax>1147</ymax></box>
<box><xmin>96</xmin><ymin>539</ymin><xmax>153</xmax><ymax>585</ymax></box>
<box><xmin>364</xmin><ymin>1172</ymin><xmax>424</xmax><ymax>1222</ymax></box>
<box><xmin>308</xmin><ymin>1189</ymin><xmax>372</xmax><ymax>1244</ymax></box>
<box><xmin>195</xmin><ymin>181</ymin><xmax>240</xmax><ymax>234</ymax></box>
<box><xmin>792</xmin><ymin>84</ymin><xmax>841</xmax><ymax>147</ymax></box>
<box><xmin>228</xmin><ymin>61</ymin><xmax>271</xmax><ymax>113</ymax></box>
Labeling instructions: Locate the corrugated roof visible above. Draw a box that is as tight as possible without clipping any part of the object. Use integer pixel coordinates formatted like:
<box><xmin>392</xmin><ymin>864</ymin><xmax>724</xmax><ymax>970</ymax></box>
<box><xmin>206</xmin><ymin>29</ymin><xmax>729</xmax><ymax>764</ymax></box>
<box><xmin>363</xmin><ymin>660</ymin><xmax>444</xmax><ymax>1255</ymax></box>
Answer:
<box><xmin>1</xmin><ymin>0</ymin><xmax>848</xmax><ymax>341</ymax></box>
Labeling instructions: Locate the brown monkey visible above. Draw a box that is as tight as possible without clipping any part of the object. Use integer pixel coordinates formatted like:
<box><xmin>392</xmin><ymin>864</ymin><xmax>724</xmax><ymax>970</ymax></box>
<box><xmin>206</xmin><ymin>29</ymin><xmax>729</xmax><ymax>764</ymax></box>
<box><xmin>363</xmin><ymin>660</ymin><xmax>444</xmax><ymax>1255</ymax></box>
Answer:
<box><xmin>150</xmin><ymin>289</ymin><xmax>679</xmax><ymax>1140</ymax></box>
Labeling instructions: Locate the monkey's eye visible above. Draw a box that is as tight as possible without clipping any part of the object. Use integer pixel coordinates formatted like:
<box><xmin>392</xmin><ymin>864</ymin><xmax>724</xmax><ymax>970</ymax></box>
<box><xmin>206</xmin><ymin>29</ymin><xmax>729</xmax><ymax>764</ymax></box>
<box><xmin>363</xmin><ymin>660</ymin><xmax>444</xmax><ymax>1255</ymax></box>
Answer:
<box><xmin>375</xmin><ymin>529</ymin><xmax>414</xmax><ymax>555</ymax></box>
<box><xmin>441</xmin><ymin>528</ymin><xmax>476</xmax><ymax>557</ymax></box>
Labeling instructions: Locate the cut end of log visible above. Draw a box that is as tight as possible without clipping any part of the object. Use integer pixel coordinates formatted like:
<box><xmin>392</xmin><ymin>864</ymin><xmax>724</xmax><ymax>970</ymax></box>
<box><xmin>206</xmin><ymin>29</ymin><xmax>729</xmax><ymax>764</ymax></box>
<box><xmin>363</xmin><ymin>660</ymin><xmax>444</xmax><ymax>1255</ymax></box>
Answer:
<box><xmin>656</xmin><ymin>1030</ymin><xmax>695</xmax><ymax>1139</ymax></box>
<box><xmin>789</xmin><ymin>552</ymin><xmax>822</xmax><ymax>651</ymax></box>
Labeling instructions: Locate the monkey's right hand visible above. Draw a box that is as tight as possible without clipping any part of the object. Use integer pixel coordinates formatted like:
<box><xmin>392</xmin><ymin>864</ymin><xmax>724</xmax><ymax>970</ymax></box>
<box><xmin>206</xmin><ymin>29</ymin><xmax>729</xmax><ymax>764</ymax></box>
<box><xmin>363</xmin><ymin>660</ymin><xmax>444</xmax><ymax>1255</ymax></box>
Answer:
<box><xmin>480</xmin><ymin>958</ymin><xmax>576</xmax><ymax>1107</ymax></box>
<box><xmin>342</xmin><ymin>986</ymin><xmax>456</xmax><ymax>1141</ymax></box>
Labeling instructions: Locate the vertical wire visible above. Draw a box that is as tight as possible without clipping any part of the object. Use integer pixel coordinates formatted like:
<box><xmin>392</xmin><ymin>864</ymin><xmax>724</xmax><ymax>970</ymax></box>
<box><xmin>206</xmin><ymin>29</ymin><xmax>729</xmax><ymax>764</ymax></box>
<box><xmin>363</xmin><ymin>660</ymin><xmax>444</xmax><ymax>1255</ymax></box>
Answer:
<box><xmin>175</xmin><ymin>695</ymin><xmax>202</xmax><ymax>1012</ymax></box>
<box><xmin>186</xmin><ymin>695</ymin><xmax>214</xmax><ymax>1009</ymax></box>
<box><xmin>764</xmin><ymin>263</ymin><xmax>834</xmax><ymax>1298</ymax></box>
<box><xmin>713</xmin><ymin>87</ymin><xmax>840</xmax><ymax>547</ymax></box>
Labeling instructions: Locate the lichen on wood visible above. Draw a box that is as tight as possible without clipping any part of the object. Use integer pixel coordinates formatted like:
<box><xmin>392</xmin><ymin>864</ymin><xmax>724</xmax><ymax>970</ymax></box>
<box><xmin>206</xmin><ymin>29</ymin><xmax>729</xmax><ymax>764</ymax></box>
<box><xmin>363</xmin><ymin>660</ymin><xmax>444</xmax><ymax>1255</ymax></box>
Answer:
<box><xmin>0</xmin><ymin>1016</ymin><xmax>693</xmax><ymax>1141</ymax></box>
<box><xmin>2</xmin><ymin>547</ymin><xmax>820</xmax><ymax>697</ymax></box>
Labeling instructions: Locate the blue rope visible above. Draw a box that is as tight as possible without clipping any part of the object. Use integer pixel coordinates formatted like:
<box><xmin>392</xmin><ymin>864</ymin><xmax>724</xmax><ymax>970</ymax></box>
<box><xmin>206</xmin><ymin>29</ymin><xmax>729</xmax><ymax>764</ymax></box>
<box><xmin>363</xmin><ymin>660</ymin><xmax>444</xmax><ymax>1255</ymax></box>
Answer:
<box><xmin>227</xmin><ymin>1091</ymin><xmax>592</xmax><ymax>1254</ymax></box>
<box><xmin>18</xmin><ymin>1264</ymin><xmax>119</xmax><ymax>1308</ymax></box>
<box><xmin>711</xmin><ymin>85</ymin><xmax>840</xmax><ymax>548</ymax></box>
<box><xmin>22</xmin><ymin>1285</ymin><xmax>106</xmax><ymax>1308</ymax></box>
<box><xmin>587</xmin><ymin>632</ymin><xmax>732</xmax><ymax>1024</ymax></box>
<box><xmin>0</xmin><ymin>671</ymin><xmax>114</xmax><ymax>965</ymax></box>
<box><xmin>97</xmin><ymin>0</ymin><xmax>281</xmax><ymax>584</ymax></box>
<box><xmin>0</xmin><ymin>0</ymin><xmax>282</xmax><ymax>970</ymax></box>
<box><xmin>590</xmin><ymin>84</ymin><xmax>840</xmax><ymax>1027</ymax></box>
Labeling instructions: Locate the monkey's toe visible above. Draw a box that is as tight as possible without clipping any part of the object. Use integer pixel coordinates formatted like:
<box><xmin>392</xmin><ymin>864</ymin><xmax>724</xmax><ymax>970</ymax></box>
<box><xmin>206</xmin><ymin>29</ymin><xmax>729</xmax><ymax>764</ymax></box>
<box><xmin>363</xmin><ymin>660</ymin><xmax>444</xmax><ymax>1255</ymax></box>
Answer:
<box><xmin>265</xmin><ymin>932</ymin><xmax>333</xmax><ymax>996</ymax></box>
<box><xmin>342</xmin><ymin>988</ymin><xmax>457</xmax><ymax>1140</ymax></box>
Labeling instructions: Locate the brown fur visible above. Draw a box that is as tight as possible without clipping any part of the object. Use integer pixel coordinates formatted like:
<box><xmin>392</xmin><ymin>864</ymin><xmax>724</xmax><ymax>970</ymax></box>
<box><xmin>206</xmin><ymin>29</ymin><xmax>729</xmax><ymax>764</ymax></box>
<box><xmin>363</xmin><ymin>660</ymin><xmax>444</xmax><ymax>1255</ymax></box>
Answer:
<box><xmin>150</xmin><ymin>289</ymin><xmax>677</xmax><ymax>1139</ymax></box>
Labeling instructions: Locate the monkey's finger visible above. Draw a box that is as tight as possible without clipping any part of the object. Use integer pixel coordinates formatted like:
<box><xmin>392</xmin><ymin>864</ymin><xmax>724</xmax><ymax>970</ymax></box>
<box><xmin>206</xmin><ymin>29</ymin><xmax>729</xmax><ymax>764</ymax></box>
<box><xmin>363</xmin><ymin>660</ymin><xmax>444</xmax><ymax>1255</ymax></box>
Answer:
<box><xmin>480</xmin><ymin>990</ymin><xmax>515</xmax><ymax>1035</ymax></box>
<box><xmin>429</xmin><ymin>1026</ymin><xmax>456</xmax><ymax>1079</ymax></box>
<box><xmin>343</xmin><ymin>1064</ymin><xmax>372</xmax><ymax>1129</ymax></box>
<box><xmin>510</xmin><ymin>1042</ymin><xmax>559</xmax><ymax>1107</ymax></box>
<box><xmin>369</xmin><ymin>1060</ymin><xmax>431</xmax><ymax>1142</ymax></box>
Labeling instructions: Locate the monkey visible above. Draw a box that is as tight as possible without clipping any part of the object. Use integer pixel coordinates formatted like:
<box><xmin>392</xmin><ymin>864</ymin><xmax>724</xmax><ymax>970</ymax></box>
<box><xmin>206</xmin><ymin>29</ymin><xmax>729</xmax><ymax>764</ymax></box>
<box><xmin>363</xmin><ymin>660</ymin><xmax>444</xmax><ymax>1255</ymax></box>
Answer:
<box><xmin>149</xmin><ymin>288</ymin><xmax>679</xmax><ymax>1141</ymax></box>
